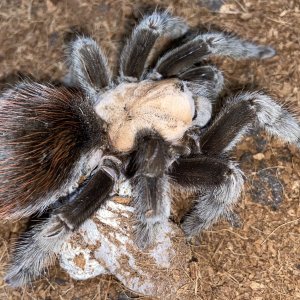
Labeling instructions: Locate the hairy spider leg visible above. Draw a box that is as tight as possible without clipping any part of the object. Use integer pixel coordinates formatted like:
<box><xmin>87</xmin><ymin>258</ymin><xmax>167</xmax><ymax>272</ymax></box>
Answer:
<box><xmin>153</xmin><ymin>31</ymin><xmax>275</xmax><ymax>77</ymax></box>
<box><xmin>178</xmin><ymin>65</ymin><xmax>224</xmax><ymax>100</ymax></box>
<box><xmin>201</xmin><ymin>91</ymin><xmax>300</xmax><ymax>155</ymax></box>
<box><xmin>125</xmin><ymin>130</ymin><xmax>172</xmax><ymax>248</ymax></box>
<box><xmin>172</xmin><ymin>91</ymin><xmax>300</xmax><ymax>237</ymax></box>
<box><xmin>5</xmin><ymin>158</ymin><xmax>120</xmax><ymax>287</ymax></box>
<box><xmin>168</xmin><ymin>156</ymin><xmax>244</xmax><ymax>236</ymax></box>
<box><xmin>120</xmin><ymin>11</ymin><xmax>188</xmax><ymax>80</ymax></box>
<box><xmin>178</xmin><ymin>65</ymin><xmax>224</xmax><ymax>129</ymax></box>
<box><xmin>68</xmin><ymin>37</ymin><xmax>112</xmax><ymax>101</ymax></box>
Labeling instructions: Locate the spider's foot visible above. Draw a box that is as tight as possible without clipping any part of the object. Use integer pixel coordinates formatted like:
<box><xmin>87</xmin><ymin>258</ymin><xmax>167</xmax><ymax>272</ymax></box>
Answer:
<box><xmin>5</xmin><ymin>266</ymin><xmax>27</xmax><ymax>288</ymax></box>
<box><xmin>5</xmin><ymin>244</ymin><xmax>55</xmax><ymax>288</ymax></box>
<box><xmin>223</xmin><ymin>211</ymin><xmax>242</xmax><ymax>228</ymax></box>
<box><xmin>4</xmin><ymin>241</ymin><xmax>54</xmax><ymax>288</ymax></box>
<box><xmin>4</xmin><ymin>265</ymin><xmax>37</xmax><ymax>288</ymax></box>
<box><xmin>181</xmin><ymin>214</ymin><xmax>208</xmax><ymax>238</ymax></box>
<box><xmin>134</xmin><ymin>222</ymin><xmax>159</xmax><ymax>249</ymax></box>
<box><xmin>257</xmin><ymin>45</ymin><xmax>276</xmax><ymax>59</ymax></box>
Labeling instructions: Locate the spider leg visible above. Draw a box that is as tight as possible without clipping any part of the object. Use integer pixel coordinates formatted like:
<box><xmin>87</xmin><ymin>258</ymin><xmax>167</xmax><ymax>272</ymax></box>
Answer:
<box><xmin>223</xmin><ymin>210</ymin><xmax>242</xmax><ymax>228</ymax></box>
<box><xmin>154</xmin><ymin>32</ymin><xmax>276</xmax><ymax>77</ymax></box>
<box><xmin>120</xmin><ymin>12</ymin><xmax>188</xmax><ymax>80</ymax></box>
<box><xmin>67</xmin><ymin>37</ymin><xmax>112</xmax><ymax>102</ymax></box>
<box><xmin>126</xmin><ymin>130</ymin><xmax>172</xmax><ymax>248</ymax></box>
<box><xmin>180</xmin><ymin>65</ymin><xmax>224</xmax><ymax>129</ymax></box>
<box><xmin>4</xmin><ymin>213</ymin><xmax>68</xmax><ymax>288</ymax></box>
<box><xmin>201</xmin><ymin>91</ymin><xmax>300</xmax><ymax>156</ymax></box>
<box><xmin>4</xmin><ymin>158</ymin><xmax>120</xmax><ymax>287</ymax></box>
<box><xmin>168</xmin><ymin>65</ymin><xmax>225</xmax><ymax>154</ymax></box>
<box><xmin>169</xmin><ymin>156</ymin><xmax>244</xmax><ymax>236</ymax></box>
<box><xmin>179</xmin><ymin>65</ymin><xmax>224</xmax><ymax>100</ymax></box>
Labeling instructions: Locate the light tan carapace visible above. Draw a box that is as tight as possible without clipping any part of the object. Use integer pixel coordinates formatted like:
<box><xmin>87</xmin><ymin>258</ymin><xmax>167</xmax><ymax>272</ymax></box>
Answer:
<box><xmin>95</xmin><ymin>79</ymin><xmax>195</xmax><ymax>152</ymax></box>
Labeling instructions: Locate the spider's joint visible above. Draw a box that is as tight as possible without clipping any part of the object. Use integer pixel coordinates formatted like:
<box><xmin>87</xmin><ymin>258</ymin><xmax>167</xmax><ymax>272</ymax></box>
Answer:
<box><xmin>140</xmin><ymin>12</ymin><xmax>188</xmax><ymax>36</ymax></box>
<box><xmin>118</xmin><ymin>75</ymin><xmax>138</xmax><ymax>83</ymax></box>
<box><xmin>56</xmin><ymin>213</ymin><xmax>75</xmax><ymax>231</ymax></box>
<box><xmin>145</xmin><ymin>70</ymin><xmax>162</xmax><ymax>80</ymax></box>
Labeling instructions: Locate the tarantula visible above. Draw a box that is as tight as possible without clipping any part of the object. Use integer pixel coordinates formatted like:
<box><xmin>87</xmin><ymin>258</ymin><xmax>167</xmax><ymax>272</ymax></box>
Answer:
<box><xmin>1</xmin><ymin>12</ymin><xmax>300</xmax><ymax>287</ymax></box>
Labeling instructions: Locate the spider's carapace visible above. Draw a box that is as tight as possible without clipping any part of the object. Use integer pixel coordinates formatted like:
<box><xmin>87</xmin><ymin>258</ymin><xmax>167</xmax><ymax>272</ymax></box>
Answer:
<box><xmin>95</xmin><ymin>79</ymin><xmax>195</xmax><ymax>152</ymax></box>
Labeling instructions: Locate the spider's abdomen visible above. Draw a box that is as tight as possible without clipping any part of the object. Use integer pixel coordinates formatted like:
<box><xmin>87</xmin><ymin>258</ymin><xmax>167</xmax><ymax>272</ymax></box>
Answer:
<box><xmin>0</xmin><ymin>83</ymin><xmax>104</xmax><ymax>218</ymax></box>
<box><xmin>95</xmin><ymin>79</ymin><xmax>195</xmax><ymax>152</ymax></box>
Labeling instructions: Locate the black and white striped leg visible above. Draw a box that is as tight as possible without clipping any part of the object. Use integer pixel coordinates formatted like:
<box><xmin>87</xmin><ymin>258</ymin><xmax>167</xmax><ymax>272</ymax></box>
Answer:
<box><xmin>154</xmin><ymin>32</ymin><xmax>276</xmax><ymax>77</ymax></box>
<box><xmin>67</xmin><ymin>37</ymin><xmax>112</xmax><ymax>101</ymax></box>
<box><xmin>120</xmin><ymin>12</ymin><xmax>188</xmax><ymax>80</ymax></box>
<box><xmin>201</xmin><ymin>91</ymin><xmax>300</xmax><ymax>156</ymax></box>
<box><xmin>126</xmin><ymin>131</ymin><xmax>172</xmax><ymax>248</ymax></box>
<box><xmin>169</xmin><ymin>156</ymin><xmax>244</xmax><ymax>237</ymax></box>
<box><xmin>5</xmin><ymin>158</ymin><xmax>120</xmax><ymax>287</ymax></box>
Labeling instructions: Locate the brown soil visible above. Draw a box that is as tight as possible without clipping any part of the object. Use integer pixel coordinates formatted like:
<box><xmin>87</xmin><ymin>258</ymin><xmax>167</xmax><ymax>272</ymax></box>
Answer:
<box><xmin>0</xmin><ymin>0</ymin><xmax>299</xmax><ymax>299</ymax></box>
